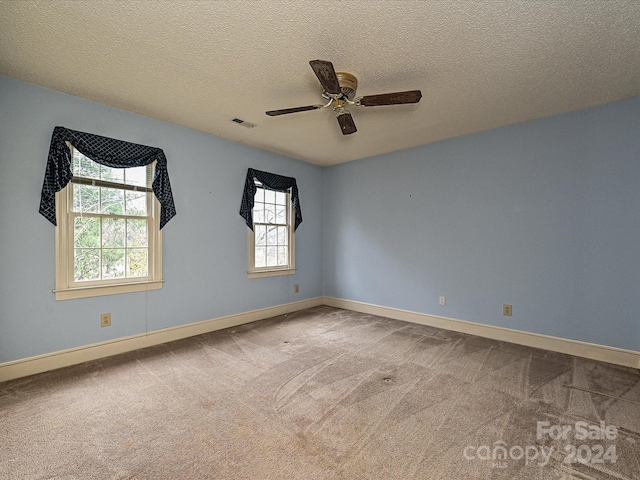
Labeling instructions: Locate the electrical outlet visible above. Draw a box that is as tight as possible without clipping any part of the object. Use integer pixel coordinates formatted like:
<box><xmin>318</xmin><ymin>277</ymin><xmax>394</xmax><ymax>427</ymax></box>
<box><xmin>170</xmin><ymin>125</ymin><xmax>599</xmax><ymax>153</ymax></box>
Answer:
<box><xmin>503</xmin><ymin>304</ymin><xmax>512</xmax><ymax>316</ymax></box>
<box><xmin>439</xmin><ymin>296</ymin><xmax>446</xmax><ymax>306</ymax></box>
<box><xmin>100</xmin><ymin>313</ymin><xmax>111</xmax><ymax>327</ymax></box>
<box><xmin>294</xmin><ymin>284</ymin><xmax>299</xmax><ymax>293</ymax></box>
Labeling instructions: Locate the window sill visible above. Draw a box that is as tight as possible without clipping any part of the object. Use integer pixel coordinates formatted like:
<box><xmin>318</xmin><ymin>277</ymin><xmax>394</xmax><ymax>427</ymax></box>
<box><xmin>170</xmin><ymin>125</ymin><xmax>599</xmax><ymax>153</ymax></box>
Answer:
<box><xmin>54</xmin><ymin>280</ymin><xmax>164</xmax><ymax>300</ymax></box>
<box><xmin>247</xmin><ymin>268</ymin><xmax>296</xmax><ymax>279</ymax></box>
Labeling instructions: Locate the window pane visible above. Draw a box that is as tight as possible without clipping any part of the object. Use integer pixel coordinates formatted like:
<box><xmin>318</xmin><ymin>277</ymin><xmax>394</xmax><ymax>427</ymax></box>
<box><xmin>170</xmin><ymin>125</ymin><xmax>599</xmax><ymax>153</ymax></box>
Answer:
<box><xmin>125</xmin><ymin>190</ymin><xmax>147</xmax><ymax>216</ymax></box>
<box><xmin>267</xmin><ymin>226</ymin><xmax>277</xmax><ymax>246</ymax></box>
<box><xmin>275</xmin><ymin>205</ymin><xmax>286</xmax><ymax>224</ymax></box>
<box><xmin>255</xmin><ymin>247</ymin><xmax>266</xmax><ymax>267</ymax></box>
<box><xmin>255</xmin><ymin>225</ymin><xmax>266</xmax><ymax>246</ymax></box>
<box><xmin>275</xmin><ymin>191</ymin><xmax>286</xmax><ymax>205</ymax></box>
<box><xmin>101</xmin><ymin>187</ymin><xmax>124</xmax><ymax>215</ymax></box>
<box><xmin>102</xmin><ymin>249</ymin><xmax>125</xmax><ymax>279</ymax></box>
<box><xmin>100</xmin><ymin>165</ymin><xmax>124</xmax><ymax>184</ymax></box>
<box><xmin>127</xmin><ymin>219</ymin><xmax>147</xmax><ymax>247</ymax></box>
<box><xmin>102</xmin><ymin>218</ymin><xmax>125</xmax><ymax>247</ymax></box>
<box><xmin>74</xmin><ymin>249</ymin><xmax>100</xmax><ymax>281</ymax></box>
<box><xmin>126</xmin><ymin>248</ymin><xmax>148</xmax><ymax>277</ymax></box>
<box><xmin>266</xmin><ymin>246</ymin><xmax>277</xmax><ymax>267</ymax></box>
<box><xmin>254</xmin><ymin>187</ymin><xmax>264</xmax><ymax>203</ymax></box>
<box><xmin>72</xmin><ymin>151</ymin><xmax>81</xmax><ymax>175</ymax></box>
<box><xmin>277</xmin><ymin>246</ymin><xmax>288</xmax><ymax>266</ymax></box>
<box><xmin>265</xmin><ymin>189</ymin><xmax>276</xmax><ymax>204</ymax></box>
<box><xmin>125</xmin><ymin>166</ymin><xmax>148</xmax><ymax>187</ymax></box>
<box><xmin>73</xmin><ymin>152</ymin><xmax>100</xmax><ymax>179</ymax></box>
<box><xmin>265</xmin><ymin>204</ymin><xmax>275</xmax><ymax>223</ymax></box>
<box><xmin>253</xmin><ymin>201</ymin><xmax>264</xmax><ymax>223</ymax></box>
<box><xmin>73</xmin><ymin>184</ymin><xmax>100</xmax><ymax>213</ymax></box>
<box><xmin>277</xmin><ymin>226</ymin><xmax>287</xmax><ymax>245</ymax></box>
<box><xmin>74</xmin><ymin>217</ymin><xmax>100</xmax><ymax>248</ymax></box>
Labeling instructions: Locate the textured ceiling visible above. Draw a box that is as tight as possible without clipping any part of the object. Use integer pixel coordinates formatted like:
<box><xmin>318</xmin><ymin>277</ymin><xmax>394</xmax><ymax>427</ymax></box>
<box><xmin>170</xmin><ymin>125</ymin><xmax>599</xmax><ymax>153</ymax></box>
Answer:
<box><xmin>1</xmin><ymin>1</ymin><xmax>639</xmax><ymax>167</ymax></box>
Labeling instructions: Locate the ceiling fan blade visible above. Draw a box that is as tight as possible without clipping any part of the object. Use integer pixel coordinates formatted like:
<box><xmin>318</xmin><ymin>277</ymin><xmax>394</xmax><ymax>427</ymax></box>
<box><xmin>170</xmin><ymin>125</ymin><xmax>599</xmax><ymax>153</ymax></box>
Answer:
<box><xmin>358</xmin><ymin>90</ymin><xmax>422</xmax><ymax>107</ymax></box>
<box><xmin>336</xmin><ymin>111</ymin><xmax>357</xmax><ymax>135</ymax></box>
<box><xmin>309</xmin><ymin>60</ymin><xmax>341</xmax><ymax>95</ymax></box>
<box><xmin>266</xmin><ymin>105</ymin><xmax>323</xmax><ymax>116</ymax></box>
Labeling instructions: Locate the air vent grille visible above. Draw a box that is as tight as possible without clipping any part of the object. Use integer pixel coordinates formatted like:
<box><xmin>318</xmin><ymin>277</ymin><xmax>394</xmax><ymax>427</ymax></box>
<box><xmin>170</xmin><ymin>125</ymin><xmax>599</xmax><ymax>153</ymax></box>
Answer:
<box><xmin>231</xmin><ymin>118</ymin><xmax>256</xmax><ymax>128</ymax></box>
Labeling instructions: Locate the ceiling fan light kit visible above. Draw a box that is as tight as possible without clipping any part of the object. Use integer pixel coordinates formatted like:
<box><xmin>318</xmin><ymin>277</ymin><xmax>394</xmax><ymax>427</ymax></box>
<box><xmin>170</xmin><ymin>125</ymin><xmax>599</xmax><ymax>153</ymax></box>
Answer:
<box><xmin>266</xmin><ymin>60</ymin><xmax>422</xmax><ymax>135</ymax></box>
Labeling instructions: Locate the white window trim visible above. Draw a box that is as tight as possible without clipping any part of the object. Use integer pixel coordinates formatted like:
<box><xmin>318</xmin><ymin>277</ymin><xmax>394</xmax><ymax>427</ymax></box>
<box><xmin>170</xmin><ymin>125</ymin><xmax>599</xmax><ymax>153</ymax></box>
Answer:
<box><xmin>247</xmin><ymin>185</ymin><xmax>296</xmax><ymax>279</ymax></box>
<box><xmin>53</xmin><ymin>163</ymin><xmax>163</xmax><ymax>300</ymax></box>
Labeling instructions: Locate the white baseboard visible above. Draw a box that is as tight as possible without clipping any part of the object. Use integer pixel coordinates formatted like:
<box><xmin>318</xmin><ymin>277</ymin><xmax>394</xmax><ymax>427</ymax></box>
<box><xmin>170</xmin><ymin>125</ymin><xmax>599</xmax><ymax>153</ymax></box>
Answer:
<box><xmin>323</xmin><ymin>297</ymin><xmax>640</xmax><ymax>369</ymax></box>
<box><xmin>2</xmin><ymin>295</ymin><xmax>637</xmax><ymax>383</ymax></box>
<box><xmin>0</xmin><ymin>297</ymin><xmax>322</xmax><ymax>383</ymax></box>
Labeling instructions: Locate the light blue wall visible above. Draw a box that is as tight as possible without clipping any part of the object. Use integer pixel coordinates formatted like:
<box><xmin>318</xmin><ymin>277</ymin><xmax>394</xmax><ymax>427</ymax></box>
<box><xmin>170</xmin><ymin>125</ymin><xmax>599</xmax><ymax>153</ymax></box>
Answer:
<box><xmin>0</xmin><ymin>75</ymin><xmax>324</xmax><ymax>363</ymax></box>
<box><xmin>323</xmin><ymin>97</ymin><xmax>640</xmax><ymax>352</ymax></box>
<box><xmin>1</xmin><ymin>75</ymin><xmax>638</xmax><ymax>365</ymax></box>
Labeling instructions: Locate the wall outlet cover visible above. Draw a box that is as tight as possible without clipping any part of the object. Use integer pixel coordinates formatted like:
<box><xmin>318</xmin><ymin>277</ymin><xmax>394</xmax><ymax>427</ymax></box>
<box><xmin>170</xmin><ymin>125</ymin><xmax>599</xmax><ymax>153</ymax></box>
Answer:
<box><xmin>100</xmin><ymin>313</ymin><xmax>111</xmax><ymax>327</ymax></box>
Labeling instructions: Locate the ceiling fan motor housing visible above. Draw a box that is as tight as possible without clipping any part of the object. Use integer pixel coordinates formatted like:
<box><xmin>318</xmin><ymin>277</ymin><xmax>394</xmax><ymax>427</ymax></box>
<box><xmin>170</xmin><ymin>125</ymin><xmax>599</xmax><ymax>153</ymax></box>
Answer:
<box><xmin>335</xmin><ymin>72</ymin><xmax>358</xmax><ymax>100</ymax></box>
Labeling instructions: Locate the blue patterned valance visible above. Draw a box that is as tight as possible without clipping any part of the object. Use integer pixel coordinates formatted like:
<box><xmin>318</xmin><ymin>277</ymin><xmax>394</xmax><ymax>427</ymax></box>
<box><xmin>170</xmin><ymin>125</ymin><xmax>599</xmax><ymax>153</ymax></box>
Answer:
<box><xmin>39</xmin><ymin>127</ymin><xmax>176</xmax><ymax>228</ymax></box>
<box><xmin>239</xmin><ymin>168</ymin><xmax>302</xmax><ymax>231</ymax></box>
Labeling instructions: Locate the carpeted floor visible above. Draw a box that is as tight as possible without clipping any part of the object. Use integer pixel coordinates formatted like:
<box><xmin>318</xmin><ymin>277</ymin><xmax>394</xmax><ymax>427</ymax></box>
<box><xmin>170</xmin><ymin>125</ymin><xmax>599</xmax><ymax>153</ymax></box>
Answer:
<box><xmin>1</xmin><ymin>306</ymin><xmax>639</xmax><ymax>479</ymax></box>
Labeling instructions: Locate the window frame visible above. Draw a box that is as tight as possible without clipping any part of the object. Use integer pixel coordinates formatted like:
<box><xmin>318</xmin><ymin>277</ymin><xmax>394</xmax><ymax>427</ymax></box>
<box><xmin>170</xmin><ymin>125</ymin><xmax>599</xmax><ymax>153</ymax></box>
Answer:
<box><xmin>53</xmin><ymin>147</ymin><xmax>163</xmax><ymax>300</ymax></box>
<box><xmin>247</xmin><ymin>183</ymin><xmax>296</xmax><ymax>279</ymax></box>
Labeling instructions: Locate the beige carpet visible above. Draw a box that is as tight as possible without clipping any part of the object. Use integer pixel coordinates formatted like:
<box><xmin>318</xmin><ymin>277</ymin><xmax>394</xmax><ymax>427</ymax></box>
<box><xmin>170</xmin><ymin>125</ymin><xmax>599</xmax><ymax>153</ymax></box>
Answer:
<box><xmin>1</xmin><ymin>306</ymin><xmax>639</xmax><ymax>479</ymax></box>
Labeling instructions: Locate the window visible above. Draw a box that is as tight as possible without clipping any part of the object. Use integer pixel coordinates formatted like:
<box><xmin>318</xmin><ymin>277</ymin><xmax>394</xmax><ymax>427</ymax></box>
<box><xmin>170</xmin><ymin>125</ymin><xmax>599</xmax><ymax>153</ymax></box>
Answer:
<box><xmin>247</xmin><ymin>182</ymin><xmax>295</xmax><ymax>278</ymax></box>
<box><xmin>54</xmin><ymin>146</ymin><xmax>162</xmax><ymax>299</ymax></box>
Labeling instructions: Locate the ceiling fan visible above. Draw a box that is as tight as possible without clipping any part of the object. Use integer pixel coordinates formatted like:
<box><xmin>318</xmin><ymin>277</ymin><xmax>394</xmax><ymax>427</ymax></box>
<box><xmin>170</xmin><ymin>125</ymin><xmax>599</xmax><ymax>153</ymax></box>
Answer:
<box><xmin>266</xmin><ymin>60</ymin><xmax>422</xmax><ymax>135</ymax></box>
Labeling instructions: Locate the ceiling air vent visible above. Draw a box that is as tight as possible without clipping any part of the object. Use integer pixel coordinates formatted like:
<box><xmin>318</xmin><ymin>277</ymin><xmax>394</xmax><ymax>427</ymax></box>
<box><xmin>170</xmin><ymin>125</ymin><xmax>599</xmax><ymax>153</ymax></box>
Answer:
<box><xmin>231</xmin><ymin>118</ymin><xmax>256</xmax><ymax>128</ymax></box>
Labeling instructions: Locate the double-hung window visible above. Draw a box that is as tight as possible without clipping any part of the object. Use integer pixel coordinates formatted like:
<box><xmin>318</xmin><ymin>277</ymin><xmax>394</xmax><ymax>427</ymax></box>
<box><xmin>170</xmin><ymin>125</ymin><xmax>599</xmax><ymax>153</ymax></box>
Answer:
<box><xmin>54</xmin><ymin>145</ymin><xmax>162</xmax><ymax>299</ymax></box>
<box><xmin>247</xmin><ymin>182</ymin><xmax>295</xmax><ymax>278</ymax></box>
